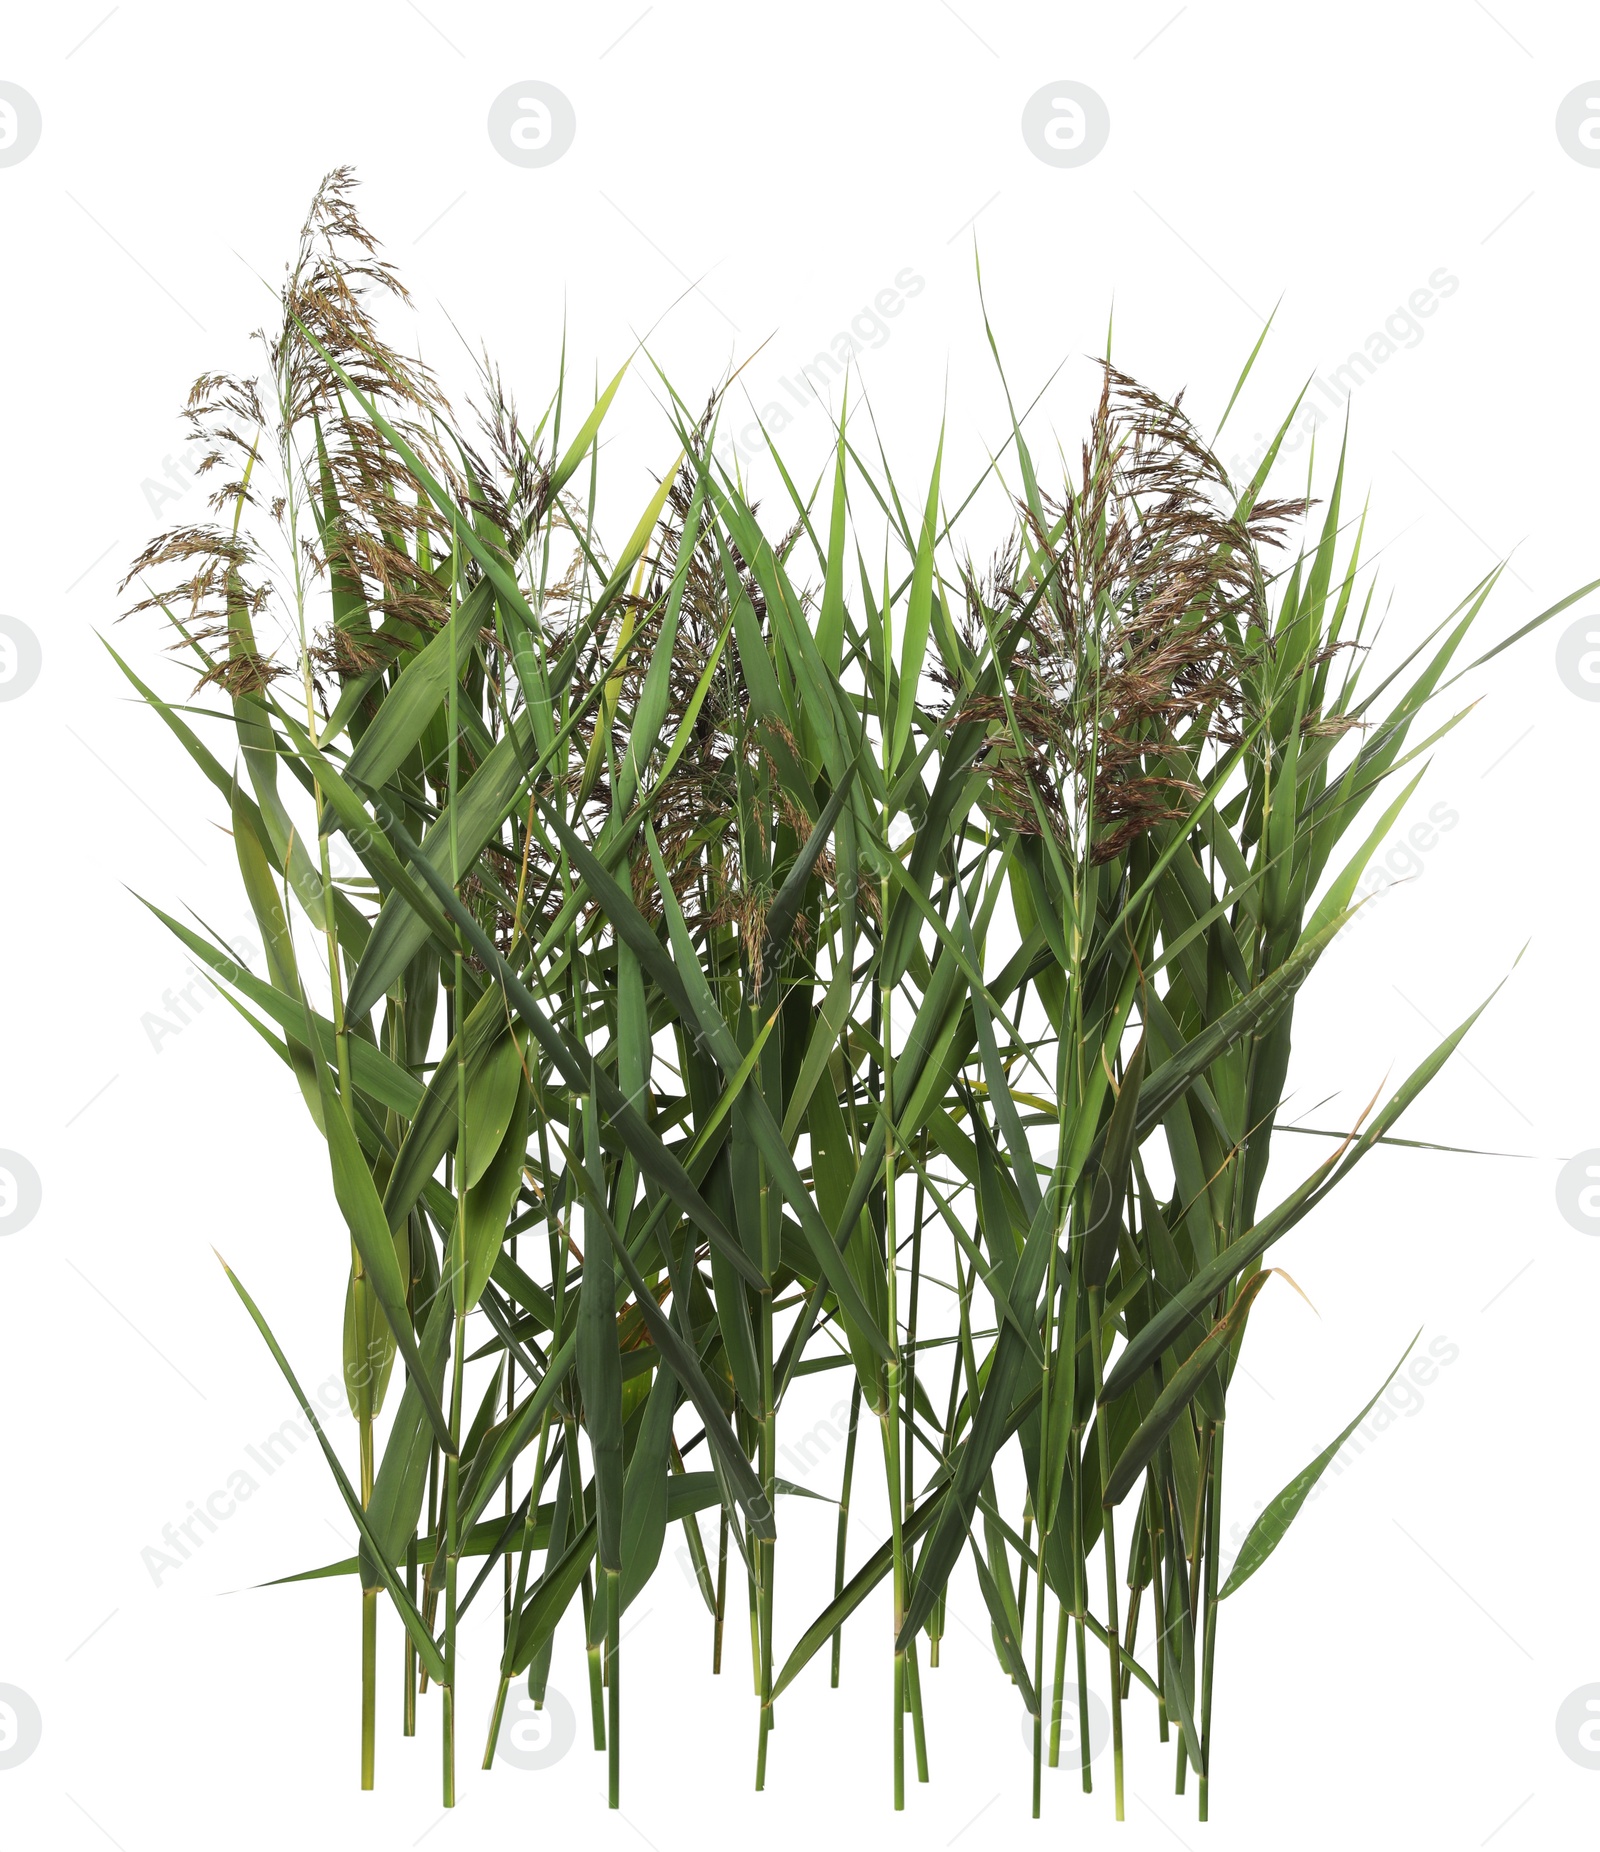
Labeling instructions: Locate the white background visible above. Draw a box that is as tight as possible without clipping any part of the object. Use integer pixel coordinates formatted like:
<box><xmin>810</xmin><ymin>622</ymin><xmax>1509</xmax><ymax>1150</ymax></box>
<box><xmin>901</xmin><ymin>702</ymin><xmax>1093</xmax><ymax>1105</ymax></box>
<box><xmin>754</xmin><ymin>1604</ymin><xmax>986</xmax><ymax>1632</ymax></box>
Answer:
<box><xmin>2</xmin><ymin>3</ymin><xmax>1598</xmax><ymax>1847</ymax></box>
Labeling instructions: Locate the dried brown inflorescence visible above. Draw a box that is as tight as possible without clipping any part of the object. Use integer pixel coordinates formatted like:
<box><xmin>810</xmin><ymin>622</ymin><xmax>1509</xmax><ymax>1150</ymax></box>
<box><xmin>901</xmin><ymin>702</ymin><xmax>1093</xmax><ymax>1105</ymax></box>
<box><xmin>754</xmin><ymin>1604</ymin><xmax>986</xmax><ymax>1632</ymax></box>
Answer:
<box><xmin>122</xmin><ymin>167</ymin><xmax>463</xmax><ymax>690</ymax></box>
<box><xmin>949</xmin><ymin>363</ymin><xmax>1316</xmax><ymax>863</ymax></box>
<box><xmin>528</xmin><ymin>443</ymin><xmax>841</xmax><ymax>971</ymax></box>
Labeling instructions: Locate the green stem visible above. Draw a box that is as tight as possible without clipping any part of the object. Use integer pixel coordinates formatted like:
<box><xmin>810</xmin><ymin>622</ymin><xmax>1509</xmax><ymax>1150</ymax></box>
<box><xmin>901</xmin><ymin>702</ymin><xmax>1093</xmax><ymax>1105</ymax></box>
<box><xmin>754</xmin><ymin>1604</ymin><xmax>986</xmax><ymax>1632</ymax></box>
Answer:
<box><xmin>483</xmin><ymin>1679</ymin><xmax>510</xmax><ymax>1776</ymax></box>
<box><xmin>1048</xmin><ymin>1596</ymin><xmax>1069</xmax><ymax>1767</ymax></box>
<box><xmin>419</xmin><ymin>1446</ymin><xmax>440</xmax><ymax>1693</ymax></box>
<box><xmin>1089</xmin><ymin>1283</ymin><xmax>1125</xmax><ymax>1820</ymax></box>
<box><xmin>442</xmin><ymin>1306</ymin><xmax>464</xmax><ymax>1807</ymax></box>
<box><xmin>582</xmin><ymin>1566</ymin><xmax>605</xmax><ymax>1749</ymax></box>
<box><xmin>1069</xmin><ymin>1417</ymin><xmax>1091</xmax><ymax>1794</ymax></box>
<box><xmin>1150</xmin><ymin>1487</ymin><xmax>1169</xmax><ymax>1743</ymax></box>
<box><xmin>713</xmin><ymin>1508</ymin><xmax>729</xmax><ymax>1675</ymax></box>
<box><xmin>360</xmin><ymin>1586</ymin><xmax>376</xmax><ymax>1790</ymax></box>
<box><xmin>756</xmin><ymin>1155</ymin><xmax>776</xmax><ymax>1790</ymax></box>
<box><xmin>1122</xmin><ymin>1573</ymin><xmax>1143</xmax><ymax>1702</ymax></box>
<box><xmin>484</xmin><ymin>1412</ymin><xmax>555</xmax><ymax>1770</ymax></box>
<box><xmin>606</xmin><ymin>1568</ymin><xmax>621</xmax><ymax>1809</ymax></box>
<box><xmin>1032</xmin><ymin>1218</ymin><xmax>1059</xmax><ymax>1818</ymax></box>
<box><xmin>747</xmin><ymin>1550</ymin><xmax>761</xmax><ymax>1697</ymax></box>
<box><xmin>441</xmin><ymin>535</ymin><xmax>465</xmax><ymax>1811</ymax></box>
<box><xmin>830</xmin><ymin>1377</ymin><xmax>861</xmax><ymax>1688</ymax></box>
<box><xmin>1074</xmin><ymin>1601</ymin><xmax>1091</xmax><ymax>1795</ymax></box>
<box><xmin>404</xmin><ymin>1534</ymin><xmax>418</xmax><ymax>1737</ymax></box>
<box><xmin>1199</xmin><ymin>1420</ymin><xmax>1225</xmax><ymax>1822</ymax></box>
<box><xmin>881</xmin><ymin>993</ymin><xmax>906</xmax><ymax>1812</ymax></box>
<box><xmin>905</xmin><ymin>1634</ymin><xmax>929</xmax><ymax>1783</ymax></box>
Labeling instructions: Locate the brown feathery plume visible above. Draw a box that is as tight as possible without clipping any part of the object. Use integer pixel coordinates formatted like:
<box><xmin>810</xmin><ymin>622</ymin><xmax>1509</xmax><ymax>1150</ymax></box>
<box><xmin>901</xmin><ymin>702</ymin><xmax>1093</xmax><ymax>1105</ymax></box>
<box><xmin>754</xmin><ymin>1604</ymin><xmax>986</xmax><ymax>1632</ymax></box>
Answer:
<box><xmin>946</xmin><ymin>362</ymin><xmax>1316</xmax><ymax>863</ymax></box>
<box><xmin>121</xmin><ymin>168</ymin><xmax>464</xmax><ymax>695</ymax></box>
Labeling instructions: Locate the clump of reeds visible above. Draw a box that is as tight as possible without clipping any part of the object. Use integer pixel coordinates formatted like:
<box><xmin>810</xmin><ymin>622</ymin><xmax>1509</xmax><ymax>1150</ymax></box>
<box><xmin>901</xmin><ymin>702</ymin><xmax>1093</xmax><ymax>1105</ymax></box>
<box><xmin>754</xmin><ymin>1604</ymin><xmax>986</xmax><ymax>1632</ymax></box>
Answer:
<box><xmin>117</xmin><ymin>170</ymin><xmax>1594</xmax><ymax>1821</ymax></box>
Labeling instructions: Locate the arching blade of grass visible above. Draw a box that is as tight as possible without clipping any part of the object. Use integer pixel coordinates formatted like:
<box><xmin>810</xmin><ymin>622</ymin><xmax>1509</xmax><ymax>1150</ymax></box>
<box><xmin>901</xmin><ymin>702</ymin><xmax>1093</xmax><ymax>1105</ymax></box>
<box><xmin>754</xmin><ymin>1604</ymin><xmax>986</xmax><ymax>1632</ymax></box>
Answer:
<box><xmin>1219</xmin><ymin>1331</ymin><xmax>1421</xmax><ymax>1599</ymax></box>
<box><xmin>1102</xmin><ymin>982</ymin><xmax>1504</xmax><ymax>1407</ymax></box>
<box><xmin>217</xmin><ymin>1256</ymin><xmax>447</xmax><ymax>1686</ymax></box>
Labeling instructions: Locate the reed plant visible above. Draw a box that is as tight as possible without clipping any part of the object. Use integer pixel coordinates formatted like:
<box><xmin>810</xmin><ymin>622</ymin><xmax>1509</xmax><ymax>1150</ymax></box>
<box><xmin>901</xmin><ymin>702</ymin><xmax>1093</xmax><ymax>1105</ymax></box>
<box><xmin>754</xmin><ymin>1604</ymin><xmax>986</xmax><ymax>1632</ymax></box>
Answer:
<box><xmin>117</xmin><ymin>171</ymin><xmax>1592</xmax><ymax>1819</ymax></box>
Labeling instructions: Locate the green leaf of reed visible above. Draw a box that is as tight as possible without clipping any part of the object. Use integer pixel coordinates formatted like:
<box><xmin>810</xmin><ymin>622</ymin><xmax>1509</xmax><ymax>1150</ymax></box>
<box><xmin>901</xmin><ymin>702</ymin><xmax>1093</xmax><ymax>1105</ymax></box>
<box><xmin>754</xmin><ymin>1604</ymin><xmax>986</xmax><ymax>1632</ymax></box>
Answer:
<box><xmin>1219</xmin><ymin>1329</ymin><xmax>1421</xmax><ymax>1598</ymax></box>
<box><xmin>216</xmin><ymin>1255</ymin><xmax>447</xmax><ymax>1684</ymax></box>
